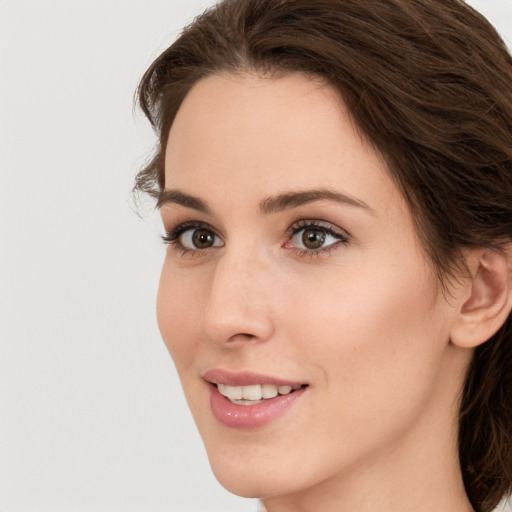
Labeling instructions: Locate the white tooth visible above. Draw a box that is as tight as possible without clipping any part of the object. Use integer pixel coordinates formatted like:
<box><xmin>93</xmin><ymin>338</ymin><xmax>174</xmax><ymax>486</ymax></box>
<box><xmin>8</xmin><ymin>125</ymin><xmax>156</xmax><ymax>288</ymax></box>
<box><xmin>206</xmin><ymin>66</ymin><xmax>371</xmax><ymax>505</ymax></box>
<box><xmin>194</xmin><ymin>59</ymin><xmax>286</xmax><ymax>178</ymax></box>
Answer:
<box><xmin>278</xmin><ymin>385</ymin><xmax>292</xmax><ymax>395</ymax></box>
<box><xmin>261</xmin><ymin>384</ymin><xmax>278</xmax><ymax>398</ymax></box>
<box><xmin>231</xmin><ymin>399</ymin><xmax>265</xmax><ymax>406</ymax></box>
<box><xmin>224</xmin><ymin>385</ymin><xmax>243</xmax><ymax>400</ymax></box>
<box><xmin>217</xmin><ymin>383</ymin><xmax>227</xmax><ymax>396</ymax></box>
<box><xmin>242</xmin><ymin>384</ymin><xmax>262</xmax><ymax>400</ymax></box>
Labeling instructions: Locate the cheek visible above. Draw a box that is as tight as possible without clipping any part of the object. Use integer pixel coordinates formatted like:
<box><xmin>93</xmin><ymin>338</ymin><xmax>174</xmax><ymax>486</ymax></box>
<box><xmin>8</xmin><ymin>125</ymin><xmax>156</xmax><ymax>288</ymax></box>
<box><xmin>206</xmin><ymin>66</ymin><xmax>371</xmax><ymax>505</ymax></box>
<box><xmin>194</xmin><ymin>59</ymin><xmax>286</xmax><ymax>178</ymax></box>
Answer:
<box><xmin>283</xmin><ymin>248</ymin><xmax>448</xmax><ymax>423</ymax></box>
<box><xmin>156</xmin><ymin>262</ymin><xmax>203</xmax><ymax>371</ymax></box>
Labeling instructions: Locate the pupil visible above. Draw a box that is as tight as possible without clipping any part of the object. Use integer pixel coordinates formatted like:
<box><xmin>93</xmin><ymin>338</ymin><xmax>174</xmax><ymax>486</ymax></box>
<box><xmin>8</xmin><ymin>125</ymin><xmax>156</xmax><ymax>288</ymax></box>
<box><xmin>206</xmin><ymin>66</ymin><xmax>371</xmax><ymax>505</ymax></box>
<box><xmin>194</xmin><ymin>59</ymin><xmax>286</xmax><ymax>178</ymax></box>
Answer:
<box><xmin>303</xmin><ymin>229</ymin><xmax>326</xmax><ymax>249</ymax></box>
<box><xmin>193</xmin><ymin>229</ymin><xmax>214</xmax><ymax>248</ymax></box>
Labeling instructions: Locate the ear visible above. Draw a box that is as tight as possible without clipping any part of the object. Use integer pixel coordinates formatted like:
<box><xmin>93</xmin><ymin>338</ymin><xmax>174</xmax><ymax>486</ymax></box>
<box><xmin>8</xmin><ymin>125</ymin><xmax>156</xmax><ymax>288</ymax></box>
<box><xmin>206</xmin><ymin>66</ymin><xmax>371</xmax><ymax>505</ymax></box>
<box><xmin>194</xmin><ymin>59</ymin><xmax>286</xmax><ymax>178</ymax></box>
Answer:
<box><xmin>450</xmin><ymin>243</ymin><xmax>512</xmax><ymax>349</ymax></box>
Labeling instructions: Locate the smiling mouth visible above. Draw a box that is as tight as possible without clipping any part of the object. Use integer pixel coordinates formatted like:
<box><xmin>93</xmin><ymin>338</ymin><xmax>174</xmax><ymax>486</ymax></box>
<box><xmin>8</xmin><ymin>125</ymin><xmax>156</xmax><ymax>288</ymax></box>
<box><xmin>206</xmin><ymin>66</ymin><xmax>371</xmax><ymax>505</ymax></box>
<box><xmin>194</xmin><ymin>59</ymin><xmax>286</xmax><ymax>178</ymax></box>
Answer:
<box><xmin>205</xmin><ymin>372</ymin><xmax>310</xmax><ymax>428</ymax></box>
<box><xmin>215</xmin><ymin>382</ymin><xmax>309</xmax><ymax>405</ymax></box>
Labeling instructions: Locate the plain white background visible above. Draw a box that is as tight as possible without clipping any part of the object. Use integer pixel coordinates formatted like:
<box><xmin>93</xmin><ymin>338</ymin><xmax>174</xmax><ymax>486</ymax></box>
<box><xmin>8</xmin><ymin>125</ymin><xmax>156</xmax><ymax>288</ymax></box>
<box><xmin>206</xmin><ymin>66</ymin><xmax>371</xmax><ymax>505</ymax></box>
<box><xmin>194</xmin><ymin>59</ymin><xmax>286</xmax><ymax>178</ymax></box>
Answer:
<box><xmin>1</xmin><ymin>1</ymin><xmax>511</xmax><ymax>511</ymax></box>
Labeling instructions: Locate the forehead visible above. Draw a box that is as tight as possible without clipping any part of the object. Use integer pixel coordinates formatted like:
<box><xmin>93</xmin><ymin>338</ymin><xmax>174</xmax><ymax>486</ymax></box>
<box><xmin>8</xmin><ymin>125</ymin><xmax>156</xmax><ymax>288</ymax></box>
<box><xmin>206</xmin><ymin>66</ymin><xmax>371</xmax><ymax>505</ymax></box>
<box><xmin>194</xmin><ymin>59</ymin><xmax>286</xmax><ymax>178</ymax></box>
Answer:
<box><xmin>164</xmin><ymin>72</ymin><xmax>402</xmax><ymax>214</ymax></box>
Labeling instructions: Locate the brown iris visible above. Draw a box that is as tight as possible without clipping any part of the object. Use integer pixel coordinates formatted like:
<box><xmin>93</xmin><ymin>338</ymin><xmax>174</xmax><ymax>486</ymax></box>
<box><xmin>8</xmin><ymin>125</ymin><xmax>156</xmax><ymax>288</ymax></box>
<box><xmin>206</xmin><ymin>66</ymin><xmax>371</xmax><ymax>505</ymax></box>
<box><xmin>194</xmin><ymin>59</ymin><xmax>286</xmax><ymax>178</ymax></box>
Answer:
<box><xmin>302</xmin><ymin>229</ymin><xmax>326</xmax><ymax>249</ymax></box>
<box><xmin>192</xmin><ymin>229</ymin><xmax>215</xmax><ymax>248</ymax></box>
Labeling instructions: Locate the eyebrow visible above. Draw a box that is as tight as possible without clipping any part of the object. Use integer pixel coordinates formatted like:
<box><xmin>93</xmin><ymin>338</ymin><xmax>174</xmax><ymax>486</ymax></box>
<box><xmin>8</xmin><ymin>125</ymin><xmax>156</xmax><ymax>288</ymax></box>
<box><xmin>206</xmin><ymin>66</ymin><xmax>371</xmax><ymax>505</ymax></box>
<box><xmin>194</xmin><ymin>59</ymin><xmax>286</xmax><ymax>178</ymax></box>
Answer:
<box><xmin>157</xmin><ymin>188</ymin><xmax>373</xmax><ymax>215</ymax></box>
<box><xmin>259</xmin><ymin>188</ymin><xmax>373</xmax><ymax>215</ymax></box>
<box><xmin>156</xmin><ymin>189</ymin><xmax>211</xmax><ymax>213</ymax></box>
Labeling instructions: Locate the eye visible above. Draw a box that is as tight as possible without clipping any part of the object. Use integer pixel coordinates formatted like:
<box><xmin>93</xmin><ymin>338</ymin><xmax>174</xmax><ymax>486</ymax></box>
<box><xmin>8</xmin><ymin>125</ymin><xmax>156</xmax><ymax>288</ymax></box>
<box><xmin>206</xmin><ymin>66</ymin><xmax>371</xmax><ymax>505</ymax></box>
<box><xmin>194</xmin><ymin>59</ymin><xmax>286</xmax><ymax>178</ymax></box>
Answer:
<box><xmin>162</xmin><ymin>222</ymin><xmax>223</xmax><ymax>253</ymax></box>
<box><xmin>293</xmin><ymin>228</ymin><xmax>330</xmax><ymax>250</ymax></box>
<box><xmin>287</xmin><ymin>220</ymin><xmax>349</xmax><ymax>254</ymax></box>
<box><xmin>180</xmin><ymin>227</ymin><xmax>222</xmax><ymax>250</ymax></box>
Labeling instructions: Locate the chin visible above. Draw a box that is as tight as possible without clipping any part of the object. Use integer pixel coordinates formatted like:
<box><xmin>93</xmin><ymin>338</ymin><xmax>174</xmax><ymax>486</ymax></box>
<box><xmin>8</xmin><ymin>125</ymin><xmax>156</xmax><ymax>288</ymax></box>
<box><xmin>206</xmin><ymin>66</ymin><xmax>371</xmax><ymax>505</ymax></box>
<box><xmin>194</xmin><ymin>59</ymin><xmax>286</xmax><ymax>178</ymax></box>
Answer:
<box><xmin>205</xmin><ymin>442</ymin><xmax>323</xmax><ymax>500</ymax></box>
<box><xmin>210</xmin><ymin>461</ymin><xmax>298</xmax><ymax>499</ymax></box>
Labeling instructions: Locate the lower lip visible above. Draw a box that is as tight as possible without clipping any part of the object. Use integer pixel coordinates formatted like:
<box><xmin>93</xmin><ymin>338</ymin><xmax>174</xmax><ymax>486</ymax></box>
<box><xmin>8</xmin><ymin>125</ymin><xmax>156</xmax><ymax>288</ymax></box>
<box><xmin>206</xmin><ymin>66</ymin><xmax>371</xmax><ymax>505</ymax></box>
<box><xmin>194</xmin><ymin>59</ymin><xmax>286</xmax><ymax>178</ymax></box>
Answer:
<box><xmin>208</xmin><ymin>384</ymin><xmax>307</xmax><ymax>430</ymax></box>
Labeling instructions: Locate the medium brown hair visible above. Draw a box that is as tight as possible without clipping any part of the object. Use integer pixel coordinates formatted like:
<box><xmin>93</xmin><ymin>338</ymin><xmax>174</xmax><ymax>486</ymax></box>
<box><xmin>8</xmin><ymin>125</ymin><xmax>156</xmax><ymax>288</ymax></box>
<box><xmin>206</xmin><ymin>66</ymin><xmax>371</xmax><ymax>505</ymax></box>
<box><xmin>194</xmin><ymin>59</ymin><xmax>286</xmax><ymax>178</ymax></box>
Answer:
<box><xmin>135</xmin><ymin>1</ymin><xmax>512</xmax><ymax>510</ymax></box>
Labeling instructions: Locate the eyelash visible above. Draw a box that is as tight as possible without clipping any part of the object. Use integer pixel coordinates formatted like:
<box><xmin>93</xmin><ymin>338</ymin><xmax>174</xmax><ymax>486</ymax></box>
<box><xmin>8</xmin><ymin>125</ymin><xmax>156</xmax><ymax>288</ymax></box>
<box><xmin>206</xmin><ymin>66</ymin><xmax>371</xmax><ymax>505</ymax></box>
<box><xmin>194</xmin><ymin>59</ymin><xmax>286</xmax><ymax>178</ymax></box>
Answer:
<box><xmin>286</xmin><ymin>220</ymin><xmax>350</xmax><ymax>257</ymax></box>
<box><xmin>161</xmin><ymin>221</ymin><xmax>218</xmax><ymax>257</ymax></box>
<box><xmin>161</xmin><ymin>219</ymin><xmax>350</xmax><ymax>258</ymax></box>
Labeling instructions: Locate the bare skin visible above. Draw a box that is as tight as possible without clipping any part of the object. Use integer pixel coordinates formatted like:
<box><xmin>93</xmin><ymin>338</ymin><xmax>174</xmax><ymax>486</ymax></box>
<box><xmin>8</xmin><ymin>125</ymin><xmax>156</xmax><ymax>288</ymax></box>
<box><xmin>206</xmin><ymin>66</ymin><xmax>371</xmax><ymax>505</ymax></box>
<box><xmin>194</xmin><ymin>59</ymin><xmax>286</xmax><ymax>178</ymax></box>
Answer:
<box><xmin>155</xmin><ymin>72</ymin><xmax>510</xmax><ymax>512</ymax></box>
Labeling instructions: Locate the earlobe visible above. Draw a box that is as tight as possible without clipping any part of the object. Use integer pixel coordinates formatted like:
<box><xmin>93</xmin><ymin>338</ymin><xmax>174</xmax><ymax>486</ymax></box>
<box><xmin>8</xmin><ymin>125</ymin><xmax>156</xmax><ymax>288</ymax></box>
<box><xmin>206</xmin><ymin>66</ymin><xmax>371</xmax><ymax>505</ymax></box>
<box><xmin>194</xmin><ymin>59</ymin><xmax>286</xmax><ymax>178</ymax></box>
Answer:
<box><xmin>450</xmin><ymin>244</ymin><xmax>512</xmax><ymax>349</ymax></box>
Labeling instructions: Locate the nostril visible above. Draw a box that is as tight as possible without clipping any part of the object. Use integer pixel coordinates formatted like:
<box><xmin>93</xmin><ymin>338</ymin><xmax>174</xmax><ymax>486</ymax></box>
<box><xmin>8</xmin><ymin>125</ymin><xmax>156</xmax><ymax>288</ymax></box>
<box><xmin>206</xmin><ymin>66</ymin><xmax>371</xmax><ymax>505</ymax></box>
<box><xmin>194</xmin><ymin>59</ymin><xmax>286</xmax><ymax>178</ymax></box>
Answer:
<box><xmin>226</xmin><ymin>332</ymin><xmax>256</xmax><ymax>342</ymax></box>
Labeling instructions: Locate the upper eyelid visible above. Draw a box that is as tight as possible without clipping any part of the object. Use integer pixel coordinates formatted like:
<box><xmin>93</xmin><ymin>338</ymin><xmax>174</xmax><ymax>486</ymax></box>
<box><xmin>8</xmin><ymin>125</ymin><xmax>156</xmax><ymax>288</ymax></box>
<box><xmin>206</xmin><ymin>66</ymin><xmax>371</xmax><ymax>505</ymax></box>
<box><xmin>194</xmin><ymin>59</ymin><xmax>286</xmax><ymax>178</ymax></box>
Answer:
<box><xmin>163</xmin><ymin>218</ymin><xmax>351</xmax><ymax>246</ymax></box>
<box><xmin>166</xmin><ymin>220</ymin><xmax>221</xmax><ymax>237</ymax></box>
<box><xmin>287</xmin><ymin>219</ymin><xmax>351</xmax><ymax>238</ymax></box>
<box><xmin>166</xmin><ymin>218</ymin><xmax>347</xmax><ymax>233</ymax></box>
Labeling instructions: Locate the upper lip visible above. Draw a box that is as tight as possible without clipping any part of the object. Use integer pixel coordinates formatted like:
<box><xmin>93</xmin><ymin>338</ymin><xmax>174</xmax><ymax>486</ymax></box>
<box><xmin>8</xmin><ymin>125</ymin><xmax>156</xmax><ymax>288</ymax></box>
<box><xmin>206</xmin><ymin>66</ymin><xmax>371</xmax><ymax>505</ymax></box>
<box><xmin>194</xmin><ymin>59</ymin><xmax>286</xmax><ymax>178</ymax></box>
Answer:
<box><xmin>202</xmin><ymin>369</ymin><xmax>308</xmax><ymax>387</ymax></box>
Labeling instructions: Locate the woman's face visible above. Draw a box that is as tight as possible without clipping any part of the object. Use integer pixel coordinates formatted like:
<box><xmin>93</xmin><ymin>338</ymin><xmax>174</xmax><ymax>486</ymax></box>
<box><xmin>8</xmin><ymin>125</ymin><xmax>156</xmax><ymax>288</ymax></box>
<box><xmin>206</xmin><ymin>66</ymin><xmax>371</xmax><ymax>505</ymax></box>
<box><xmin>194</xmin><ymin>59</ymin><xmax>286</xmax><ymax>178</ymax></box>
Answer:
<box><xmin>157</xmin><ymin>73</ymin><xmax>468</xmax><ymax>501</ymax></box>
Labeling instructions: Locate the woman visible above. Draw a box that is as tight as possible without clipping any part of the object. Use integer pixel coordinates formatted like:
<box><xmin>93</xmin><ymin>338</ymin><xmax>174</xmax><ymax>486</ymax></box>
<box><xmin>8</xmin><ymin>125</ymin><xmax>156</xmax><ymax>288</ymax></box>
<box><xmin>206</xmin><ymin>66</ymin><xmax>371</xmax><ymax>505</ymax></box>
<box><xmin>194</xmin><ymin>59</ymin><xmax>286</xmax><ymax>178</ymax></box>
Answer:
<box><xmin>135</xmin><ymin>1</ymin><xmax>512</xmax><ymax>511</ymax></box>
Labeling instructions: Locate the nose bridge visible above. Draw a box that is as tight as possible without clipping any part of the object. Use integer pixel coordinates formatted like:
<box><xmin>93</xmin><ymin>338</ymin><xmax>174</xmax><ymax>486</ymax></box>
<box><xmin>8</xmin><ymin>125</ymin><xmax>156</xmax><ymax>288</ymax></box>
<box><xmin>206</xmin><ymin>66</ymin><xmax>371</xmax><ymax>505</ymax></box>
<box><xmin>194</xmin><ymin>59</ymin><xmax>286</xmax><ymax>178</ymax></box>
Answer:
<box><xmin>201</xmin><ymin>242</ymin><xmax>274</xmax><ymax>345</ymax></box>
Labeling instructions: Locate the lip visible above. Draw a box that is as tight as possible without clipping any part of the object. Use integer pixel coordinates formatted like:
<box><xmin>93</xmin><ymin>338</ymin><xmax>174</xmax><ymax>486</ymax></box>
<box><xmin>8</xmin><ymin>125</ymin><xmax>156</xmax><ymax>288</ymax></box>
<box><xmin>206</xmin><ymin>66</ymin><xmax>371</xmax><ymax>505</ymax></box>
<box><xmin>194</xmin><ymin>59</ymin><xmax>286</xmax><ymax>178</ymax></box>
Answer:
<box><xmin>203</xmin><ymin>369</ymin><xmax>309</xmax><ymax>430</ymax></box>
<box><xmin>202</xmin><ymin>369</ymin><xmax>306</xmax><ymax>387</ymax></box>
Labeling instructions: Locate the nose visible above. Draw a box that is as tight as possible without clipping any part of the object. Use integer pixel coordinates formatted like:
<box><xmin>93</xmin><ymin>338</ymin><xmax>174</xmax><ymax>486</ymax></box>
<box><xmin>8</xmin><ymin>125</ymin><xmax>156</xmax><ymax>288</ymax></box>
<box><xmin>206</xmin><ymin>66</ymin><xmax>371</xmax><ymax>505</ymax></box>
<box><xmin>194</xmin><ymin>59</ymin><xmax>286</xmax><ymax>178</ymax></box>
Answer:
<box><xmin>200</xmin><ymin>248</ymin><xmax>275</xmax><ymax>347</ymax></box>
